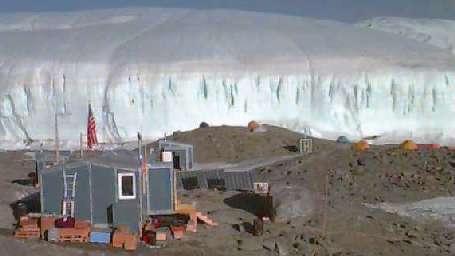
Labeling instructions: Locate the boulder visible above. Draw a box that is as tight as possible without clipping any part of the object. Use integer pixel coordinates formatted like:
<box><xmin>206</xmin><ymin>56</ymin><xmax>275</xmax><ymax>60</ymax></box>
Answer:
<box><xmin>272</xmin><ymin>185</ymin><xmax>315</xmax><ymax>222</ymax></box>
<box><xmin>247</xmin><ymin>121</ymin><xmax>260</xmax><ymax>132</ymax></box>
<box><xmin>199</xmin><ymin>122</ymin><xmax>209</xmax><ymax>128</ymax></box>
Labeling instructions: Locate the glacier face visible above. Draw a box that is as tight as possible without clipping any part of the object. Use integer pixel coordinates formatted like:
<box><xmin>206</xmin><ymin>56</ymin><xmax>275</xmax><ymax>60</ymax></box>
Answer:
<box><xmin>0</xmin><ymin>8</ymin><xmax>455</xmax><ymax>149</ymax></box>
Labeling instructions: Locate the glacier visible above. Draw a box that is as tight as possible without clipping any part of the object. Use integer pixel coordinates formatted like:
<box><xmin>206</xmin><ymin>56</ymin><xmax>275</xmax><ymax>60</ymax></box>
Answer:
<box><xmin>0</xmin><ymin>8</ymin><xmax>455</xmax><ymax>149</ymax></box>
<box><xmin>358</xmin><ymin>17</ymin><xmax>455</xmax><ymax>56</ymax></box>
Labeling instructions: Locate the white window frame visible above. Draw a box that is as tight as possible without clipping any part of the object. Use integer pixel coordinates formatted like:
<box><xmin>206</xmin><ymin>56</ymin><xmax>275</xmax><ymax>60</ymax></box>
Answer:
<box><xmin>118</xmin><ymin>173</ymin><xmax>136</xmax><ymax>200</ymax></box>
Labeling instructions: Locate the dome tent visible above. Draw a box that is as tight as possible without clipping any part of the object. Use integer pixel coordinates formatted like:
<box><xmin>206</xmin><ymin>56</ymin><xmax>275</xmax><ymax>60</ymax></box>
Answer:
<box><xmin>336</xmin><ymin>136</ymin><xmax>351</xmax><ymax>144</ymax></box>
<box><xmin>352</xmin><ymin>140</ymin><xmax>370</xmax><ymax>152</ymax></box>
<box><xmin>400</xmin><ymin>140</ymin><xmax>418</xmax><ymax>151</ymax></box>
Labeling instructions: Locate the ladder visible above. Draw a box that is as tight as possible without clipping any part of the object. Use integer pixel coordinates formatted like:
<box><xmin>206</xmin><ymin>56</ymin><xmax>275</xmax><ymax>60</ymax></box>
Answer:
<box><xmin>62</xmin><ymin>171</ymin><xmax>77</xmax><ymax>217</ymax></box>
<box><xmin>299</xmin><ymin>138</ymin><xmax>313</xmax><ymax>154</ymax></box>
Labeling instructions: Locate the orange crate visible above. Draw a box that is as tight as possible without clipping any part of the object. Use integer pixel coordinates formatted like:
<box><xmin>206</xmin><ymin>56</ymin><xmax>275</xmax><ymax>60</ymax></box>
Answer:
<box><xmin>123</xmin><ymin>235</ymin><xmax>137</xmax><ymax>251</ymax></box>
<box><xmin>112</xmin><ymin>231</ymin><xmax>127</xmax><ymax>248</ymax></box>
<box><xmin>74</xmin><ymin>220</ymin><xmax>90</xmax><ymax>229</ymax></box>
<box><xmin>20</xmin><ymin>217</ymin><xmax>39</xmax><ymax>229</ymax></box>
<box><xmin>112</xmin><ymin>230</ymin><xmax>138</xmax><ymax>250</ymax></box>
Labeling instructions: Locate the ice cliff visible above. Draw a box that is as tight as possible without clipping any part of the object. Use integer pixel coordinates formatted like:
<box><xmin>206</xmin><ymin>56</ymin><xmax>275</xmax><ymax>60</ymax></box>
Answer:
<box><xmin>0</xmin><ymin>8</ymin><xmax>455</xmax><ymax>149</ymax></box>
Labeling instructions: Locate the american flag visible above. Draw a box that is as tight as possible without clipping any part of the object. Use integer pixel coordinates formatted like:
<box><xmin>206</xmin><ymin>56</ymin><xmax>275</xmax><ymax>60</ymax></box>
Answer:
<box><xmin>87</xmin><ymin>104</ymin><xmax>98</xmax><ymax>149</ymax></box>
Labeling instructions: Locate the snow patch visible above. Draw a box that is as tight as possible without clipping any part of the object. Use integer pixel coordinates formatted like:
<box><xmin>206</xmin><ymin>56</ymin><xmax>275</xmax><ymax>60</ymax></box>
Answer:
<box><xmin>365</xmin><ymin>197</ymin><xmax>455</xmax><ymax>227</ymax></box>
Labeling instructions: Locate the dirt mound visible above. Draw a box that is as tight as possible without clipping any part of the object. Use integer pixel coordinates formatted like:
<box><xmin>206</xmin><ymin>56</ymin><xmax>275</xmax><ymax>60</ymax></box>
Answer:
<box><xmin>164</xmin><ymin>125</ymin><xmax>333</xmax><ymax>164</ymax></box>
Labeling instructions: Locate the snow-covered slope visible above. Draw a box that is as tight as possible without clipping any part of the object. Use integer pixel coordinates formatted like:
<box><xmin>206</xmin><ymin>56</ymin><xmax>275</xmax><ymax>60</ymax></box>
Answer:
<box><xmin>357</xmin><ymin>17</ymin><xmax>455</xmax><ymax>55</ymax></box>
<box><xmin>0</xmin><ymin>8</ymin><xmax>455</xmax><ymax>148</ymax></box>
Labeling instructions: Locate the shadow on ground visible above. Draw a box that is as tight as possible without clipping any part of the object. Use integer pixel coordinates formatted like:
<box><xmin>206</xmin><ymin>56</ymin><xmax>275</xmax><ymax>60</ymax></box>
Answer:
<box><xmin>223</xmin><ymin>192</ymin><xmax>266</xmax><ymax>217</ymax></box>
<box><xmin>11</xmin><ymin>179</ymin><xmax>34</xmax><ymax>186</ymax></box>
<box><xmin>283</xmin><ymin>145</ymin><xmax>299</xmax><ymax>153</ymax></box>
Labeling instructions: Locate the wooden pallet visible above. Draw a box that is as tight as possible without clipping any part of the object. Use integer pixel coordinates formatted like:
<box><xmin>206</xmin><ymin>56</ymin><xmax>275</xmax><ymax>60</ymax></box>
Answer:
<box><xmin>14</xmin><ymin>230</ymin><xmax>40</xmax><ymax>239</ymax></box>
<box><xmin>57</xmin><ymin>228</ymin><xmax>89</xmax><ymax>243</ymax></box>
<box><xmin>59</xmin><ymin>234</ymin><xmax>88</xmax><ymax>243</ymax></box>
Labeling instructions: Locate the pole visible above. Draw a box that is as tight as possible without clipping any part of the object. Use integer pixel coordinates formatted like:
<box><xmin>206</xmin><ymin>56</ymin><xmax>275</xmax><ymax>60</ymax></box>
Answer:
<box><xmin>137</xmin><ymin>132</ymin><xmax>143</xmax><ymax>164</ymax></box>
<box><xmin>55</xmin><ymin>112</ymin><xmax>60</xmax><ymax>164</ymax></box>
<box><xmin>143</xmin><ymin>144</ymin><xmax>148</xmax><ymax>194</ymax></box>
<box><xmin>80</xmin><ymin>132</ymin><xmax>84</xmax><ymax>158</ymax></box>
<box><xmin>138</xmin><ymin>133</ymin><xmax>145</xmax><ymax>238</ymax></box>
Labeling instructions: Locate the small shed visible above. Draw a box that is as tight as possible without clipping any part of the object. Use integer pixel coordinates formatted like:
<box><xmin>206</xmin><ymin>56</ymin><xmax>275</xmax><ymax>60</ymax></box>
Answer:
<box><xmin>158</xmin><ymin>140</ymin><xmax>194</xmax><ymax>171</ymax></box>
<box><xmin>40</xmin><ymin>154</ymin><xmax>175</xmax><ymax>234</ymax></box>
<box><xmin>176</xmin><ymin>168</ymin><xmax>255</xmax><ymax>191</ymax></box>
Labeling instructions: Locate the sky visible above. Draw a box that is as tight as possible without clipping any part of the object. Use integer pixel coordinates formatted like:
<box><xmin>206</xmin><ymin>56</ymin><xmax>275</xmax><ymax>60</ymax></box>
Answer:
<box><xmin>0</xmin><ymin>0</ymin><xmax>454</xmax><ymax>22</ymax></box>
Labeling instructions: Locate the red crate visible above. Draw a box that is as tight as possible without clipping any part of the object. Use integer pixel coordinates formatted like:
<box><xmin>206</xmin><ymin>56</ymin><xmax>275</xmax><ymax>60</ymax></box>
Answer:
<box><xmin>171</xmin><ymin>226</ymin><xmax>185</xmax><ymax>240</ymax></box>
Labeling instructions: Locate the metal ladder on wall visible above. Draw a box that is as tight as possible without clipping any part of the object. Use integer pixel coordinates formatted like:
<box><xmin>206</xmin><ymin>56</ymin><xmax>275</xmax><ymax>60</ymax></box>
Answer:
<box><xmin>62</xmin><ymin>171</ymin><xmax>77</xmax><ymax>218</ymax></box>
<box><xmin>299</xmin><ymin>128</ymin><xmax>313</xmax><ymax>154</ymax></box>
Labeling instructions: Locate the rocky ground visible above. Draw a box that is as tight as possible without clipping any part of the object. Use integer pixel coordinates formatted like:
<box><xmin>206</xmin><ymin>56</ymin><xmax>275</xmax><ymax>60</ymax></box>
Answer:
<box><xmin>1</xmin><ymin>125</ymin><xmax>455</xmax><ymax>255</ymax></box>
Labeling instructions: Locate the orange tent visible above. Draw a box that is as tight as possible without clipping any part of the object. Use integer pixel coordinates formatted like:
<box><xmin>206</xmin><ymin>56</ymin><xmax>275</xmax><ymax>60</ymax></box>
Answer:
<box><xmin>352</xmin><ymin>140</ymin><xmax>370</xmax><ymax>152</ymax></box>
<box><xmin>247</xmin><ymin>121</ymin><xmax>260</xmax><ymax>132</ymax></box>
<box><xmin>400</xmin><ymin>140</ymin><xmax>418</xmax><ymax>151</ymax></box>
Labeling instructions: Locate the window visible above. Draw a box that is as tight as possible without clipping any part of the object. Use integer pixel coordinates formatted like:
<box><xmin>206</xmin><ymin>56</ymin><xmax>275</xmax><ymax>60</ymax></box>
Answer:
<box><xmin>118</xmin><ymin>173</ymin><xmax>136</xmax><ymax>200</ymax></box>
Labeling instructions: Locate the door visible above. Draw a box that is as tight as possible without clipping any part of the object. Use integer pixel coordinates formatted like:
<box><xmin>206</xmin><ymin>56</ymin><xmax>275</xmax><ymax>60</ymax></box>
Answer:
<box><xmin>173</xmin><ymin>153</ymin><xmax>181</xmax><ymax>170</ymax></box>
<box><xmin>148</xmin><ymin>167</ymin><xmax>173</xmax><ymax>214</ymax></box>
<box><xmin>91</xmin><ymin>165</ymin><xmax>116</xmax><ymax>225</ymax></box>
<box><xmin>113</xmin><ymin>170</ymin><xmax>140</xmax><ymax>234</ymax></box>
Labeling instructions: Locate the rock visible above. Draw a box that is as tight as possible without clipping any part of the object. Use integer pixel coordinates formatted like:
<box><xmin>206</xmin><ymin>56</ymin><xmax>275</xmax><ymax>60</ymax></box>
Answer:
<box><xmin>272</xmin><ymin>185</ymin><xmax>315</xmax><ymax>223</ymax></box>
<box><xmin>199</xmin><ymin>122</ymin><xmax>209</xmax><ymax>128</ymax></box>
<box><xmin>406</xmin><ymin>230</ymin><xmax>418</xmax><ymax>239</ymax></box>
<box><xmin>357</xmin><ymin>158</ymin><xmax>366</xmax><ymax>166</ymax></box>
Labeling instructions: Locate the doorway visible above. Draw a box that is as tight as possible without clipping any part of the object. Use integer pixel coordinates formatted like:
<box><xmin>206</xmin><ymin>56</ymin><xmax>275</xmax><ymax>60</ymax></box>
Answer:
<box><xmin>173</xmin><ymin>153</ymin><xmax>181</xmax><ymax>170</ymax></box>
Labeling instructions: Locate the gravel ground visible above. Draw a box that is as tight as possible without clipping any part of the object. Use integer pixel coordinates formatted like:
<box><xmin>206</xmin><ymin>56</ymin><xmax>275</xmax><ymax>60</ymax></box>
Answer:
<box><xmin>1</xmin><ymin>125</ymin><xmax>455</xmax><ymax>255</ymax></box>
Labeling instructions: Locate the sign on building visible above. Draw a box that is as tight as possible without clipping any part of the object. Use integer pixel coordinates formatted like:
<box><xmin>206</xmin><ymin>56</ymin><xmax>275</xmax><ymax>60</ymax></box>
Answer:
<box><xmin>254</xmin><ymin>182</ymin><xmax>269</xmax><ymax>194</ymax></box>
<box><xmin>161</xmin><ymin>152</ymin><xmax>173</xmax><ymax>162</ymax></box>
